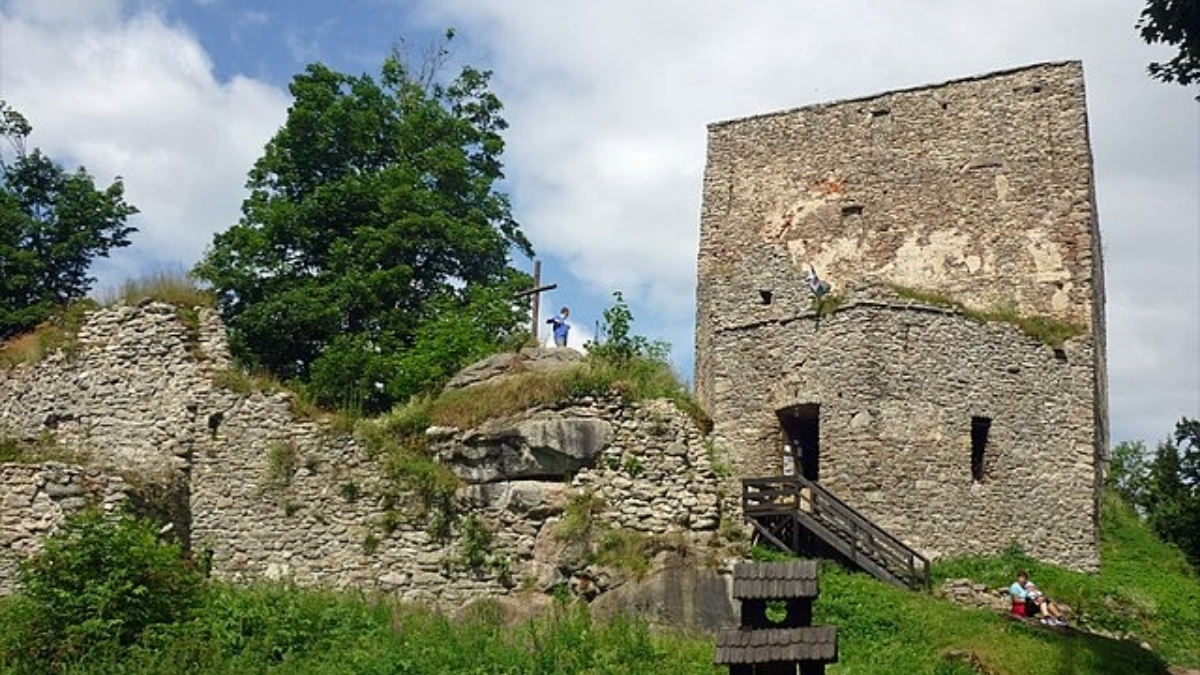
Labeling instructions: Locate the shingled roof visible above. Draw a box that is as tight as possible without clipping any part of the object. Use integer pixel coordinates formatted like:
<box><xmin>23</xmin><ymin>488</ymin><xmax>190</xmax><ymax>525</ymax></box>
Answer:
<box><xmin>714</xmin><ymin>626</ymin><xmax>838</xmax><ymax>664</ymax></box>
<box><xmin>731</xmin><ymin>560</ymin><xmax>819</xmax><ymax>599</ymax></box>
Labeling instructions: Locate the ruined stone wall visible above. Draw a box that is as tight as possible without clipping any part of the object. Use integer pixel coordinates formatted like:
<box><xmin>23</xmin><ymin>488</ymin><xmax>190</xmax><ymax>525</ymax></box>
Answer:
<box><xmin>695</xmin><ymin>62</ymin><xmax>1106</xmax><ymax>570</ymax></box>
<box><xmin>0</xmin><ymin>464</ymin><xmax>128</xmax><ymax>594</ymax></box>
<box><xmin>0</xmin><ymin>303</ymin><xmax>733</xmax><ymax>603</ymax></box>
<box><xmin>0</xmin><ymin>301</ymin><xmax>233</xmax><ymax>474</ymax></box>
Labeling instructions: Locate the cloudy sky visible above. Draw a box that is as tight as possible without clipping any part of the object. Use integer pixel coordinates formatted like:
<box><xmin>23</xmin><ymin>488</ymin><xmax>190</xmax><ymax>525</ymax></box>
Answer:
<box><xmin>0</xmin><ymin>0</ymin><xmax>1195</xmax><ymax>447</ymax></box>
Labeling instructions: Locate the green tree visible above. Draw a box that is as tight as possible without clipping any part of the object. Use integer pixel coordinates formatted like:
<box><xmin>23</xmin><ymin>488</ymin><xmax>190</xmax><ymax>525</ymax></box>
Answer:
<box><xmin>1108</xmin><ymin>439</ymin><xmax>1152</xmax><ymax>507</ymax></box>
<box><xmin>0</xmin><ymin>101</ymin><xmax>138</xmax><ymax>339</ymax></box>
<box><xmin>193</xmin><ymin>36</ymin><xmax>532</xmax><ymax>412</ymax></box>
<box><xmin>1108</xmin><ymin>417</ymin><xmax>1200</xmax><ymax>567</ymax></box>
<box><xmin>1137</xmin><ymin>0</ymin><xmax>1200</xmax><ymax>90</ymax></box>
<box><xmin>3</xmin><ymin>509</ymin><xmax>204</xmax><ymax>668</ymax></box>
<box><xmin>586</xmin><ymin>291</ymin><xmax>670</xmax><ymax>364</ymax></box>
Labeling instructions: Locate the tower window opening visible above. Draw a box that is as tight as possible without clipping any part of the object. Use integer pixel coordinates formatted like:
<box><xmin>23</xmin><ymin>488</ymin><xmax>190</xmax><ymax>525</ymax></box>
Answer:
<box><xmin>971</xmin><ymin>416</ymin><xmax>992</xmax><ymax>482</ymax></box>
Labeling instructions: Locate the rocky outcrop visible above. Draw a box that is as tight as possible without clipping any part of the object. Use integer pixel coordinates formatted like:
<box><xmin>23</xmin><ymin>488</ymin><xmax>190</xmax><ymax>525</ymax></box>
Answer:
<box><xmin>445</xmin><ymin>347</ymin><xmax>584</xmax><ymax>390</ymax></box>
<box><xmin>439</xmin><ymin>417</ymin><xmax>614</xmax><ymax>482</ymax></box>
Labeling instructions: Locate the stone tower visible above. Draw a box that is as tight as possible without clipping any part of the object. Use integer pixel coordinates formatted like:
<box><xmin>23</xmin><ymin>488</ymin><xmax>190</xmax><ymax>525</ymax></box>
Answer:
<box><xmin>694</xmin><ymin>62</ymin><xmax>1106</xmax><ymax>570</ymax></box>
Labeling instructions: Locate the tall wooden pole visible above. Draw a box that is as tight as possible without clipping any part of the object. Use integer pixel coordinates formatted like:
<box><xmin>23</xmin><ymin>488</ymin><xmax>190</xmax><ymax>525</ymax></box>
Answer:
<box><xmin>531</xmin><ymin>259</ymin><xmax>541</xmax><ymax>341</ymax></box>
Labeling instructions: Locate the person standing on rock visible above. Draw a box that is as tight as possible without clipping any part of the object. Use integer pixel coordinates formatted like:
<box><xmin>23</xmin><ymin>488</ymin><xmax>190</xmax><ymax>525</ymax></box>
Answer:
<box><xmin>547</xmin><ymin>307</ymin><xmax>570</xmax><ymax>347</ymax></box>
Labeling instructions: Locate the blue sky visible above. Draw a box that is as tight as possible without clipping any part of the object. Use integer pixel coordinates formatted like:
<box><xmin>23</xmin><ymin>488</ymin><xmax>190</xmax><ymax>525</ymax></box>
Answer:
<box><xmin>0</xmin><ymin>0</ymin><xmax>1196</xmax><ymax>448</ymax></box>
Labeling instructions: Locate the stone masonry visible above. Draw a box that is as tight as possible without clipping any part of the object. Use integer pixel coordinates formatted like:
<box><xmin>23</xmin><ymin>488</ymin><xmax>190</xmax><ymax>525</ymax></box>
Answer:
<box><xmin>0</xmin><ymin>464</ymin><xmax>127</xmax><ymax>594</ymax></box>
<box><xmin>694</xmin><ymin>62</ymin><xmax>1106</xmax><ymax>570</ymax></box>
<box><xmin>0</xmin><ymin>302</ymin><xmax>735</xmax><ymax>605</ymax></box>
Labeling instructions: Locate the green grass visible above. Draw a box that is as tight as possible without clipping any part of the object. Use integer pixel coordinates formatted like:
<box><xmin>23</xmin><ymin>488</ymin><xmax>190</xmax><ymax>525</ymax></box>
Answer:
<box><xmin>0</xmin><ymin>585</ymin><xmax>721</xmax><ymax>675</ymax></box>
<box><xmin>815</xmin><ymin>563</ymin><xmax>1170</xmax><ymax>675</ymax></box>
<box><xmin>932</xmin><ymin>492</ymin><xmax>1200</xmax><ymax>667</ymax></box>
<box><xmin>888</xmin><ymin>284</ymin><xmax>1084</xmax><ymax>348</ymax></box>
<box><xmin>0</xmin><ymin>300</ymin><xmax>97</xmax><ymax>369</ymax></box>
<box><xmin>100</xmin><ymin>270</ymin><xmax>215</xmax><ymax>309</ymax></box>
<box><xmin>0</xmin><ymin>492</ymin><xmax>1196</xmax><ymax>674</ymax></box>
<box><xmin>418</xmin><ymin>352</ymin><xmax>710</xmax><ymax>434</ymax></box>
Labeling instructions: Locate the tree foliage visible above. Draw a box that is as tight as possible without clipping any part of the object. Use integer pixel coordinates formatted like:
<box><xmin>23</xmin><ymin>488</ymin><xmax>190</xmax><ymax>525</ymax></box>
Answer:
<box><xmin>0</xmin><ymin>101</ymin><xmax>137</xmax><ymax>339</ymax></box>
<box><xmin>1108</xmin><ymin>417</ymin><xmax>1200</xmax><ymax>567</ymax></box>
<box><xmin>585</xmin><ymin>291</ymin><xmax>671</xmax><ymax>364</ymax></box>
<box><xmin>193</xmin><ymin>36</ymin><xmax>532</xmax><ymax>412</ymax></box>
<box><xmin>4</xmin><ymin>509</ymin><xmax>204</xmax><ymax>668</ymax></box>
<box><xmin>1137</xmin><ymin>0</ymin><xmax>1200</xmax><ymax>90</ymax></box>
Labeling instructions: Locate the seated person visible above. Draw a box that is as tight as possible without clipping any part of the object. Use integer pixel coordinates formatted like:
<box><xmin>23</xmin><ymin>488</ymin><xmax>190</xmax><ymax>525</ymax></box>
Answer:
<box><xmin>1009</xmin><ymin>570</ymin><xmax>1067</xmax><ymax>625</ymax></box>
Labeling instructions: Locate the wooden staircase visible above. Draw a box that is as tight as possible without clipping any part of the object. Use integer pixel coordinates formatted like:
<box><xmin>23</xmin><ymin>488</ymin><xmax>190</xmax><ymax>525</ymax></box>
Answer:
<box><xmin>742</xmin><ymin>475</ymin><xmax>931</xmax><ymax>590</ymax></box>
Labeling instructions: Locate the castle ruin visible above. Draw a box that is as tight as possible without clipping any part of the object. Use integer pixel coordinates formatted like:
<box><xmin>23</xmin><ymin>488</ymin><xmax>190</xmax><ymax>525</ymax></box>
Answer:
<box><xmin>694</xmin><ymin>61</ymin><xmax>1107</xmax><ymax>570</ymax></box>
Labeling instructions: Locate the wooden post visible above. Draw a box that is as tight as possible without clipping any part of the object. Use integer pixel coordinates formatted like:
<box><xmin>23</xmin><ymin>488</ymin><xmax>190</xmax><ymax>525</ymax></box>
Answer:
<box><xmin>512</xmin><ymin>259</ymin><xmax>557</xmax><ymax>345</ymax></box>
<box><xmin>531</xmin><ymin>259</ymin><xmax>541</xmax><ymax>341</ymax></box>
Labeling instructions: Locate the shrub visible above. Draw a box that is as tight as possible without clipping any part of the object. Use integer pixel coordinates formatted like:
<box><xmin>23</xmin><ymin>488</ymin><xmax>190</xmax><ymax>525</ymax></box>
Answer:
<box><xmin>1</xmin><ymin>509</ymin><xmax>204</xmax><ymax>669</ymax></box>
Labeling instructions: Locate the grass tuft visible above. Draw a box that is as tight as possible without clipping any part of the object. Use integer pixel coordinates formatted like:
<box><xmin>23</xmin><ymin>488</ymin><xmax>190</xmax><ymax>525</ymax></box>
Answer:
<box><xmin>0</xmin><ymin>301</ymin><xmax>97</xmax><ymax>369</ymax></box>
<box><xmin>889</xmin><ymin>284</ymin><xmax>1084</xmax><ymax>348</ymax></box>
<box><xmin>101</xmin><ymin>270</ymin><xmax>214</xmax><ymax>309</ymax></box>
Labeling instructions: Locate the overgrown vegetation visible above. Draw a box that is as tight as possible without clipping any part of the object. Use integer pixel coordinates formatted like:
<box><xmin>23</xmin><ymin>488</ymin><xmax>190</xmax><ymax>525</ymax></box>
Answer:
<box><xmin>100</xmin><ymin>270</ymin><xmax>214</xmax><ymax>310</ymax></box>
<box><xmin>353</xmin><ymin>403</ymin><xmax>460</xmax><ymax>541</ymax></box>
<box><xmin>0</xmin><ymin>509</ymin><xmax>204</xmax><ymax>671</ymax></box>
<box><xmin>0</xmin><ymin>429</ymin><xmax>89</xmax><ymax>465</ymax></box>
<box><xmin>1107</xmin><ymin>417</ymin><xmax>1200</xmax><ymax>569</ymax></box>
<box><xmin>263</xmin><ymin>440</ymin><xmax>300</xmax><ymax>490</ymax></box>
<box><xmin>0</xmin><ymin>300</ymin><xmax>96</xmax><ymax>369</ymax></box>
<box><xmin>888</xmin><ymin>283</ymin><xmax>1084</xmax><ymax>348</ymax></box>
<box><xmin>810</xmin><ymin>291</ymin><xmax>845</xmax><ymax>317</ymax></box>
<box><xmin>1</xmin><ymin>492</ymin><xmax>1198</xmax><ymax>674</ymax></box>
<box><xmin>0</xmin><ymin>269</ymin><xmax>217</xmax><ymax>371</ymax></box>
<box><xmin>553</xmin><ymin>491</ymin><xmax>687</xmax><ymax>579</ymax></box>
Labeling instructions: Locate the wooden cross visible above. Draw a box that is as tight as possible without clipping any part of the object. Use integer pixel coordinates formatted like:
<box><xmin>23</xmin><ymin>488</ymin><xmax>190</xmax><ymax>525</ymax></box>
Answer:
<box><xmin>513</xmin><ymin>259</ymin><xmax>557</xmax><ymax>342</ymax></box>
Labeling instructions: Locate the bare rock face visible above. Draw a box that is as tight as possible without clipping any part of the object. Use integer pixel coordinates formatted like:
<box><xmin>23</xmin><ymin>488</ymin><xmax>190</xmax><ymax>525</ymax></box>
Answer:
<box><xmin>590</xmin><ymin>555</ymin><xmax>738</xmax><ymax>631</ymax></box>
<box><xmin>439</xmin><ymin>417</ymin><xmax>614</xmax><ymax>483</ymax></box>
<box><xmin>444</xmin><ymin>347</ymin><xmax>584</xmax><ymax>390</ymax></box>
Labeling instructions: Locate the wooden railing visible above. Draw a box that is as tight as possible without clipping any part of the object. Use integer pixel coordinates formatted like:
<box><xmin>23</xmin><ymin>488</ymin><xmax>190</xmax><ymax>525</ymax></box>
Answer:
<box><xmin>742</xmin><ymin>475</ymin><xmax>931</xmax><ymax>590</ymax></box>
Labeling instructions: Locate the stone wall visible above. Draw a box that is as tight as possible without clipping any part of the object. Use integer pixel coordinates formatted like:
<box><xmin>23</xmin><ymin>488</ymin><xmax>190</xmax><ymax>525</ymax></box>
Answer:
<box><xmin>0</xmin><ymin>303</ymin><xmax>735</xmax><ymax>605</ymax></box>
<box><xmin>704</xmin><ymin>288</ymin><xmax>1099</xmax><ymax>569</ymax></box>
<box><xmin>694</xmin><ymin>62</ymin><xmax>1106</xmax><ymax>570</ymax></box>
<box><xmin>0</xmin><ymin>463</ymin><xmax>127</xmax><ymax>594</ymax></box>
<box><xmin>0</xmin><ymin>300</ymin><xmax>232</xmax><ymax>474</ymax></box>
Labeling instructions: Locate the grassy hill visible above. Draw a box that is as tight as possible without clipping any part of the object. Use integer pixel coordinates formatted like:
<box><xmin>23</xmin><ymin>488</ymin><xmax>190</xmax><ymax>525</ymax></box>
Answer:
<box><xmin>807</xmin><ymin>491</ymin><xmax>1198</xmax><ymax>674</ymax></box>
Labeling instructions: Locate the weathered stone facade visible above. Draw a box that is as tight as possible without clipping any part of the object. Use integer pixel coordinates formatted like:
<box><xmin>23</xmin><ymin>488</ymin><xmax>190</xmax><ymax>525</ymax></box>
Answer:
<box><xmin>694</xmin><ymin>62</ymin><xmax>1106</xmax><ymax>570</ymax></box>
<box><xmin>1</xmin><ymin>303</ymin><xmax>735</xmax><ymax>605</ymax></box>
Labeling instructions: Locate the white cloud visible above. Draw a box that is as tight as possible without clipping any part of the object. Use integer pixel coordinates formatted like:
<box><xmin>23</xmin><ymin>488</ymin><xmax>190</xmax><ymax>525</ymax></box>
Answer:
<box><xmin>0</xmin><ymin>0</ymin><xmax>288</xmax><ymax>285</ymax></box>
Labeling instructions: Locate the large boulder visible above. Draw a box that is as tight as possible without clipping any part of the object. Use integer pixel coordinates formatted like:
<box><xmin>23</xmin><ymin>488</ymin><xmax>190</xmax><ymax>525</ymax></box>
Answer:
<box><xmin>445</xmin><ymin>347</ymin><xmax>584</xmax><ymax>390</ymax></box>
<box><xmin>439</xmin><ymin>416</ymin><xmax>614</xmax><ymax>483</ymax></box>
<box><xmin>590</xmin><ymin>555</ymin><xmax>738</xmax><ymax>631</ymax></box>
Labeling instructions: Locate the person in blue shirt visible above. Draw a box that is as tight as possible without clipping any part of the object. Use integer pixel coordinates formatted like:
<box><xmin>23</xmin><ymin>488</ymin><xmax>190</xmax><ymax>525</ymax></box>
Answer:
<box><xmin>1009</xmin><ymin>570</ymin><xmax>1067</xmax><ymax>625</ymax></box>
<box><xmin>547</xmin><ymin>307</ymin><xmax>570</xmax><ymax>347</ymax></box>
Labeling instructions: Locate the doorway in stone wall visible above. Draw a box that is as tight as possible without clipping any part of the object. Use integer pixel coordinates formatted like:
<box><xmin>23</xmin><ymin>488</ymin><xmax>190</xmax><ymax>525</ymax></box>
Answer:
<box><xmin>778</xmin><ymin>404</ymin><xmax>820</xmax><ymax>481</ymax></box>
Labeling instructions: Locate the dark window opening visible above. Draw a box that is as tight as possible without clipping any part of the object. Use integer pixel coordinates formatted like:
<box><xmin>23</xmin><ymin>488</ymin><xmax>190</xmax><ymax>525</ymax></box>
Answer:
<box><xmin>759</xmin><ymin>290</ymin><xmax>773</xmax><ymax>305</ymax></box>
<box><xmin>779</xmin><ymin>404</ymin><xmax>820</xmax><ymax>481</ymax></box>
<box><xmin>841</xmin><ymin>204</ymin><xmax>864</xmax><ymax>217</ymax></box>
<box><xmin>870</xmin><ymin>108</ymin><xmax>890</xmax><ymax>118</ymax></box>
<box><xmin>1053</xmin><ymin>348</ymin><xmax>1068</xmax><ymax>363</ymax></box>
<box><xmin>971</xmin><ymin>416</ymin><xmax>991</xmax><ymax>482</ymax></box>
